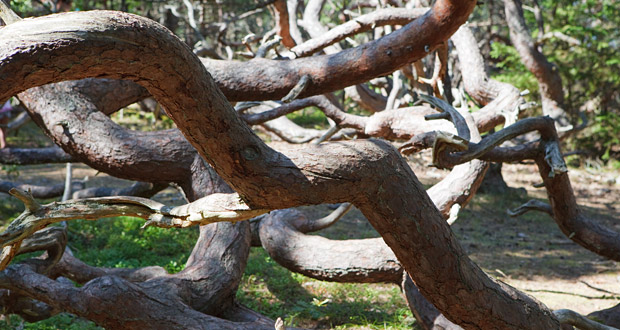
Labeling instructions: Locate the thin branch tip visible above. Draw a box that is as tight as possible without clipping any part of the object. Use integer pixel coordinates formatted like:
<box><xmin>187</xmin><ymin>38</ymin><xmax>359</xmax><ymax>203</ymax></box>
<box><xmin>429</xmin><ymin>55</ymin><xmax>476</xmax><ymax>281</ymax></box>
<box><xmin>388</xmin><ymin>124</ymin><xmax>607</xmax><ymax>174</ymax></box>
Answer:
<box><xmin>9</xmin><ymin>188</ymin><xmax>42</xmax><ymax>212</ymax></box>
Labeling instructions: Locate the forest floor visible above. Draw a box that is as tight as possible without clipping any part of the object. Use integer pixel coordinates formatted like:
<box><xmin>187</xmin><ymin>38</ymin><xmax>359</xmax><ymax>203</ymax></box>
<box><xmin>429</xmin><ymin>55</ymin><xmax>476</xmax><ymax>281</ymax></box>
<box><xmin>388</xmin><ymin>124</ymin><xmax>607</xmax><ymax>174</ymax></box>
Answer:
<box><xmin>0</xmin><ymin>121</ymin><xmax>619</xmax><ymax>329</ymax></box>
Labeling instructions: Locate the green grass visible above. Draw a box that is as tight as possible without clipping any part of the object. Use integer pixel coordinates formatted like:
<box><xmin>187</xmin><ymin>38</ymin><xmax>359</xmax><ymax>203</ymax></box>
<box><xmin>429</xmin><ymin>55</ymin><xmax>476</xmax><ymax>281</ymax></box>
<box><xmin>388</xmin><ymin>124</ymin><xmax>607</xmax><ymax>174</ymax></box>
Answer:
<box><xmin>238</xmin><ymin>248</ymin><xmax>415</xmax><ymax>329</ymax></box>
<box><xmin>67</xmin><ymin>216</ymin><xmax>199</xmax><ymax>272</ymax></box>
<box><xmin>1</xmin><ymin>216</ymin><xmax>415</xmax><ymax>329</ymax></box>
<box><xmin>287</xmin><ymin>107</ymin><xmax>329</xmax><ymax>129</ymax></box>
<box><xmin>0</xmin><ymin>314</ymin><xmax>100</xmax><ymax>330</ymax></box>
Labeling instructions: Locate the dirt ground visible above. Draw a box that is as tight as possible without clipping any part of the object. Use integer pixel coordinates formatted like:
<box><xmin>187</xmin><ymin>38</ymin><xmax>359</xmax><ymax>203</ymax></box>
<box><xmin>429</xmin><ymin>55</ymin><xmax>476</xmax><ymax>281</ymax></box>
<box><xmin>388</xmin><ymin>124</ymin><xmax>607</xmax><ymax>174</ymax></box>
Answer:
<box><xmin>2</xmin><ymin>148</ymin><xmax>619</xmax><ymax>318</ymax></box>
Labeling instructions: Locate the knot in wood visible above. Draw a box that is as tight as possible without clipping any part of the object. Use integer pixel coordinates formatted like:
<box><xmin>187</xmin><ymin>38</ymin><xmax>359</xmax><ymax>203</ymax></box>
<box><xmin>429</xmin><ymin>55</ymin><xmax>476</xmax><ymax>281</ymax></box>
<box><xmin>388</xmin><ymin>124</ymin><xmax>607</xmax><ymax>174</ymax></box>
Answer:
<box><xmin>240</xmin><ymin>145</ymin><xmax>260</xmax><ymax>161</ymax></box>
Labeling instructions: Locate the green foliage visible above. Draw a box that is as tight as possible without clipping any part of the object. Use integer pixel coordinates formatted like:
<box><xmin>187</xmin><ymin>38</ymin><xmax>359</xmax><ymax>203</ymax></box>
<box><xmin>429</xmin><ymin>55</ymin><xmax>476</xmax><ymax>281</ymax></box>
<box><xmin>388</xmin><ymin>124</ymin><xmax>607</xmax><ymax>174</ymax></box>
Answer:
<box><xmin>578</xmin><ymin>111</ymin><xmax>620</xmax><ymax>161</ymax></box>
<box><xmin>287</xmin><ymin>107</ymin><xmax>329</xmax><ymax>129</ymax></box>
<box><xmin>8</xmin><ymin>0</ymin><xmax>33</xmax><ymax>16</ymax></box>
<box><xmin>485</xmin><ymin>0</ymin><xmax>620</xmax><ymax>161</ymax></box>
<box><xmin>489</xmin><ymin>42</ymin><xmax>539</xmax><ymax>95</ymax></box>
<box><xmin>1</xmin><ymin>164</ymin><xmax>20</xmax><ymax>180</ymax></box>
<box><xmin>237</xmin><ymin>248</ymin><xmax>415</xmax><ymax>329</ymax></box>
<box><xmin>111</xmin><ymin>108</ymin><xmax>176</xmax><ymax>131</ymax></box>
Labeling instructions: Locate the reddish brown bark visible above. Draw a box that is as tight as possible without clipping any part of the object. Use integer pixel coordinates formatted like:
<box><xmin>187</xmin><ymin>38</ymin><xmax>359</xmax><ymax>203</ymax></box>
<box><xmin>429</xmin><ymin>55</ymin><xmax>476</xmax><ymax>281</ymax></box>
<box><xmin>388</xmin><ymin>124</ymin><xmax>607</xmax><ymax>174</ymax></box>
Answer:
<box><xmin>198</xmin><ymin>0</ymin><xmax>477</xmax><ymax>101</ymax></box>
<box><xmin>0</xmin><ymin>8</ymin><xmax>564</xmax><ymax>329</ymax></box>
<box><xmin>402</xmin><ymin>274</ymin><xmax>462</xmax><ymax>330</ymax></box>
<box><xmin>273</xmin><ymin>0</ymin><xmax>296</xmax><ymax>48</ymax></box>
<box><xmin>292</xmin><ymin>7</ymin><xmax>427</xmax><ymax>57</ymax></box>
<box><xmin>17</xmin><ymin>82</ymin><xmax>195</xmax><ymax>185</ymax></box>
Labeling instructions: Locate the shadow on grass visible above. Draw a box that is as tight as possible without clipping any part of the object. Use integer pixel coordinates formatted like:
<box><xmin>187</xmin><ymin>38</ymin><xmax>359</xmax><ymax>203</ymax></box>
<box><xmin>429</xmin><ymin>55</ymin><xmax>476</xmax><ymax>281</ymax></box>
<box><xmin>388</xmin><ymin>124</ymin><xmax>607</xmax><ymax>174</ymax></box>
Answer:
<box><xmin>238</xmin><ymin>248</ymin><xmax>415</xmax><ymax>329</ymax></box>
<box><xmin>453</xmin><ymin>189</ymin><xmax>620</xmax><ymax>280</ymax></box>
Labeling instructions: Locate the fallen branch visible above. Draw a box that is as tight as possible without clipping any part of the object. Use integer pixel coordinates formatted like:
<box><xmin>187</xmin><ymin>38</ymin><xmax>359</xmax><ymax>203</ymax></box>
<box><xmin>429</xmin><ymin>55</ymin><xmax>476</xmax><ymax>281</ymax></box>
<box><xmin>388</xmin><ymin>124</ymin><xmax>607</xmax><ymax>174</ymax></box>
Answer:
<box><xmin>0</xmin><ymin>190</ymin><xmax>268</xmax><ymax>269</ymax></box>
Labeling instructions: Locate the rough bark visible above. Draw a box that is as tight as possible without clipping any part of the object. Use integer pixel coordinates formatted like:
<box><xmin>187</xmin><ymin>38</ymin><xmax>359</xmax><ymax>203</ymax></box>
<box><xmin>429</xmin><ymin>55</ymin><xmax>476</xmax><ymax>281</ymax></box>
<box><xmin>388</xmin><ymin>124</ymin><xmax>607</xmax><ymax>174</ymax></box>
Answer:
<box><xmin>0</xmin><ymin>264</ymin><xmax>275</xmax><ymax>330</ymax></box>
<box><xmin>0</xmin><ymin>9</ymin><xmax>563</xmax><ymax>329</ymax></box>
<box><xmin>17</xmin><ymin>82</ymin><xmax>195</xmax><ymax>185</ymax></box>
<box><xmin>197</xmin><ymin>0</ymin><xmax>477</xmax><ymax>101</ymax></box>
<box><xmin>402</xmin><ymin>274</ymin><xmax>462</xmax><ymax>330</ymax></box>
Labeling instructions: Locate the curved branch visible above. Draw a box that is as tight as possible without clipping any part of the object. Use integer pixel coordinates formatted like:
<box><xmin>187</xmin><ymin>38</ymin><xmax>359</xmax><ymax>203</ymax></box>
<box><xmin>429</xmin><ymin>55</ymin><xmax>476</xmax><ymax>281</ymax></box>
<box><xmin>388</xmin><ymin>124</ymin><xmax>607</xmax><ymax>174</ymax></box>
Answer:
<box><xmin>292</xmin><ymin>7</ymin><xmax>427</xmax><ymax>57</ymax></box>
<box><xmin>258</xmin><ymin>208</ymin><xmax>403</xmax><ymax>283</ymax></box>
<box><xmin>17</xmin><ymin>81</ymin><xmax>195</xmax><ymax>184</ymax></box>
<box><xmin>0</xmin><ymin>11</ymin><xmax>561</xmax><ymax>328</ymax></box>
<box><xmin>507</xmin><ymin>199</ymin><xmax>553</xmax><ymax>217</ymax></box>
<box><xmin>451</xmin><ymin>26</ymin><xmax>524</xmax><ymax>129</ymax></box>
<box><xmin>198</xmin><ymin>0</ymin><xmax>477</xmax><ymax>101</ymax></box>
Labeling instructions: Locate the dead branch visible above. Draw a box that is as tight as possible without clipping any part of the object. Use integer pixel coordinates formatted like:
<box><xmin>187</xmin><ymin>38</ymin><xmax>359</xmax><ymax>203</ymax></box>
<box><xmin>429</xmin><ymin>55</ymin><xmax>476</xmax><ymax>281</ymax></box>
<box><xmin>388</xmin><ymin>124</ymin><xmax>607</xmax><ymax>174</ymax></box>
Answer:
<box><xmin>282</xmin><ymin>74</ymin><xmax>312</xmax><ymax>103</ymax></box>
<box><xmin>0</xmin><ymin>191</ymin><xmax>267</xmax><ymax>268</ymax></box>
<box><xmin>452</xmin><ymin>26</ymin><xmax>524</xmax><ymax>129</ymax></box>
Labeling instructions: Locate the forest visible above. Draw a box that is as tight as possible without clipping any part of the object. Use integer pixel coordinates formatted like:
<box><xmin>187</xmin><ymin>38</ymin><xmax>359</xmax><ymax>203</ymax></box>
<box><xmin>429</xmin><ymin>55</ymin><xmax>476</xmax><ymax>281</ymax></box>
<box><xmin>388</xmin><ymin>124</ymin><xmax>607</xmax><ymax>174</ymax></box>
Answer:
<box><xmin>0</xmin><ymin>0</ymin><xmax>619</xmax><ymax>329</ymax></box>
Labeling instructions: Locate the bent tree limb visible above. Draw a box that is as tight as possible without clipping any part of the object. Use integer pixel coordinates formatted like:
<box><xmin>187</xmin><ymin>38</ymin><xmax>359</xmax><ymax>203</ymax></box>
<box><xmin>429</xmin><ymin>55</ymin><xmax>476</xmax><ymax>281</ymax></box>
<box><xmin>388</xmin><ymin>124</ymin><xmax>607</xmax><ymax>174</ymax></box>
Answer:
<box><xmin>199</xmin><ymin>0</ymin><xmax>477</xmax><ymax>101</ymax></box>
<box><xmin>0</xmin><ymin>10</ymin><xmax>561</xmax><ymax>329</ymax></box>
